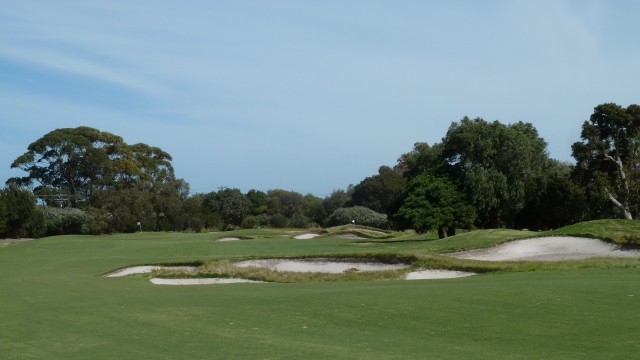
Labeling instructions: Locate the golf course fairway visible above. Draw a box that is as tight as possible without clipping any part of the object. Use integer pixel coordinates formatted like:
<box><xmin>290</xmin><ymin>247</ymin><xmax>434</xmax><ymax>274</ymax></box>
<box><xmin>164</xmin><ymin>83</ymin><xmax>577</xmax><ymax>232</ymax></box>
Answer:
<box><xmin>1</xmin><ymin>230</ymin><xmax>639</xmax><ymax>359</ymax></box>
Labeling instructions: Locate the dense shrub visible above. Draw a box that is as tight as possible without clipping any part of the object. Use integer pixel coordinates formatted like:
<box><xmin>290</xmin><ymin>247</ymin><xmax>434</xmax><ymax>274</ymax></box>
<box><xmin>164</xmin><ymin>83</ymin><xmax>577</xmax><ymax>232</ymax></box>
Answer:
<box><xmin>327</xmin><ymin>206</ymin><xmax>389</xmax><ymax>229</ymax></box>
<box><xmin>270</xmin><ymin>213</ymin><xmax>289</xmax><ymax>228</ymax></box>
<box><xmin>0</xmin><ymin>192</ymin><xmax>7</xmax><ymax>237</ymax></box>
<box><xmin>241</xmin><ymin>215</ymin><xmax>257</xmax><ymax>229</ymax></box>
<box><xmin>255</xmin><ymin>214</ymin><xmax>271</xmax><ymax>227</ymax></box>
<box><xmin>43</xmin><ymin>207</ymin><xmax>95</xmax><ymax>235</ymax></box>
<box><xmin>186</xmin><ymin>217</ymin><xmax>203</xmax><ymax>233</ymax></box>
<box><xmin>289</xmin><ymin>212</ymin><xmax>309</xmax><ymax>228</ymax></box>
<box><xmin>2</xmin><ymin>184</ymin><xmax>44</xmax><ymax>238</ymax></box>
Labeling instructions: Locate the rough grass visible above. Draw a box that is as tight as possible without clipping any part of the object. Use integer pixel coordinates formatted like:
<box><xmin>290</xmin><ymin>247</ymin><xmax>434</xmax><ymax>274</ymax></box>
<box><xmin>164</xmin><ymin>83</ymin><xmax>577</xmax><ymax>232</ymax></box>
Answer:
<box><xmin>322</xmin><ymin>224</ymin><xmax>396</xmax><ymax>239</ymax></box>
<box><xmin>125</xmin><ymin>221</ymin><xmax>640</xmax><ymax>282</ymax></box>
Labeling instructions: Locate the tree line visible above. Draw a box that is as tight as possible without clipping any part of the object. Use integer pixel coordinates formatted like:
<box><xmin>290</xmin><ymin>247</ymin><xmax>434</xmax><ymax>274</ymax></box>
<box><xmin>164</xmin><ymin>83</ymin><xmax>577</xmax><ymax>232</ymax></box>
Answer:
<box><xmin>2</xmin><ymin>103</ymin><xmax>639</xmax><ymax>238</ymax></box>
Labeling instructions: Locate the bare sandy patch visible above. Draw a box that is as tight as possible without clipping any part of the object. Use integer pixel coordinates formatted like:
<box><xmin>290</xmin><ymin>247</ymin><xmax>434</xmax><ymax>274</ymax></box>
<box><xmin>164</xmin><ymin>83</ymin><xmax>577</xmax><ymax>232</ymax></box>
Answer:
<box><xmin>105</xmin><ymin>265</ymin><xmax>197</xmax><ymax>277</ymax></box>
<box><xmin>294</xmin><ymin>233</ymin><xmax>321</xmax><ymax>239</ymax></box>
<box><xmin>217</xmin><ymin>237</ymin><xmax>241</xmax><ymax>241</ymax></box>
<box><xmin>0</xmin><ymin>238</ymin><xmax>35</xmax><ymax>245</ymax></box>
<box><xmin>149</xmin><ymin>278</ymin><xmax>263</xmax><ymax>285</ymax></box>
<box><xmin>450</xmin><ymin>236</ymin><xmax>640</xmax><ymax>261</ymax></box>
<box><xmin>235</xmin><ymin>258</ymin><xmax>409</xmax><ymax>273</ymax></box>
<box><xmin>405</xmin><ymin>269</ymin><xmax>476</xmax><ymax>280</ymax></box>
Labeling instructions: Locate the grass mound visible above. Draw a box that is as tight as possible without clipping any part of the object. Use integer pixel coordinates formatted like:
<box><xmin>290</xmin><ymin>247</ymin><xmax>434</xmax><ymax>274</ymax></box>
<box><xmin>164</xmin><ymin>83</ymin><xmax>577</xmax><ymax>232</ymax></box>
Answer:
<box><xmin>548</xmin><ymin>219</ymin><xmax>640</xmax><ymax>246</ymax></box>
<box><xmin>324</xmin><ymin>224</ymin><xmax>395</xmax><ymax>239</ymax></box>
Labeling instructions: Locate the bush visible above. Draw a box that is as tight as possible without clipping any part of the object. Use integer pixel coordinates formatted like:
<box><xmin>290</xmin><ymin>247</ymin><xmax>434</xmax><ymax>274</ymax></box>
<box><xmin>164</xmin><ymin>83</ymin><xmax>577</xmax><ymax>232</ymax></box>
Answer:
<box><xmin>84</xmin><ymin>207</ymin><xmax>110</xmax><ymax>234</ymax></box>
<box><xmin>327</xmin><ymin>206</ymin><xmax>389</xmax><ymax>229</ymax></box>
<box><xmin>241</xmin><ymin>216</ymin><xmax>257</xmax><ymax>229</ymax></box>
<box><xmin>270</xmin><ymin>213</ymin><xmax>289</xmax><ymax>228</ymax></box>
<box><xmin>0</xmin><ymin>192</ymin><xmax>7</xmax><ymax>237</ymax></box>
<box><xmin>255</xmin><ymin>214</ymin><xmax>271</xmax><ymax>227</ymax></box>
<box><xmin>3</xmin><ymin>184</ymin><xmax>44</xmax><ymax>238</ymax></box>
<box><xmin>27</xmin><ymin>207</ymin><xmax>46</xmax><ymax>238</ymax></box>
<box><xmin>43</xmin><ymin>206</ymin><xmax>94</xmax><ymax>235</ymax></box>
<box><xmin>186</xmin><ymin>217</ymin><xmax>203</xmax><ymax>233</ymax></box>
<box><xmin>289</xmin><ymin>212</ymin><xmax>309</xmax><ymax>228</ymax></box>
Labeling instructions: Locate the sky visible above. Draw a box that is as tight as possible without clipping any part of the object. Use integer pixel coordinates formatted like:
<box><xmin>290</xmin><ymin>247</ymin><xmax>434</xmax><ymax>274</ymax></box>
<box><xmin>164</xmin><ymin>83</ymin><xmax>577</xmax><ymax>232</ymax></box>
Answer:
<box><xmin>1</xmin><ymin>0</ymin><xmax>640</xmax><ymax>197</ymax></box>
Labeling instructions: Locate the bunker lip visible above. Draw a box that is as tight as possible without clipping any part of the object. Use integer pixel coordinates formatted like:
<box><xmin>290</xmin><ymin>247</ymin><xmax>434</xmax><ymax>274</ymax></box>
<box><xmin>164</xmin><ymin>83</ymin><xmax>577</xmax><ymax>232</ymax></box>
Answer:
<box><xmin>235</xmin><ymin>258</ymin><xmax>410</xmax><ymax>273</ymax></box>
<box><xmin>405</xmin><ymin>269</ymin><xmax>476</xmax><ymax>280</ymax></box>
<box><xmin>450</xmin><ymin>236</ymin><xmax>640</xmax><ymax>261</ymax></box>
<box><xmin>150</xmin><ymin>278</ymin><xmax>263</xmax><ymax>285</ymax></box>
<box><xmin>105</xmin><ymin>265</ymin><xmax>197</xmax><ymax>277</ymax></box>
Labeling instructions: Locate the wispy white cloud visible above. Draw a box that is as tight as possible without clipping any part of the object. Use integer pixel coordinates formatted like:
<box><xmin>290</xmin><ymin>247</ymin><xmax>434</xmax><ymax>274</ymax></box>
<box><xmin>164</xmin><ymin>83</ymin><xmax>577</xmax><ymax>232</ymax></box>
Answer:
<box><xmin>0</xmin><ymin>44</ymin><xmax>172</xmax><ymax>96</ymax></box>
<box><xmin>2</xmin><ymin>0</ymin><xmax>640</xmax><ymax>194</ymax></box>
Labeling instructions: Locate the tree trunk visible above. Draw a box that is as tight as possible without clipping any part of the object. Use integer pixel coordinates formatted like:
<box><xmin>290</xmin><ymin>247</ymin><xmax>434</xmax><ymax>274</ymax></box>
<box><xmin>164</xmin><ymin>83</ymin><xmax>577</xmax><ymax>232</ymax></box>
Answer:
<box><xmin>604</xmin><ymin>187</ymin><xmax>633</xmax><ymax>220</ymax></box>
<box><xmin>604</xmin><ymin>154</ymin><xmax>633</xmax><ymax>220</ymax></box>
<box><xmin>447</xmin><ymin>227</ymin><xmax>456</xmax><ymax>237</ymax></box>
<box><xmin>438</xmin><ymin>226</ymin><xmax>445</xmax><ymax>239</ymax></box>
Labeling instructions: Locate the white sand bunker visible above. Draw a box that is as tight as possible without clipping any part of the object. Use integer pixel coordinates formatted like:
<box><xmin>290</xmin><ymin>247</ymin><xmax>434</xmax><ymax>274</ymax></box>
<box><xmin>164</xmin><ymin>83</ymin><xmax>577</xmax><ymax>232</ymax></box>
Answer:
<box><xmin>451</xmin><ymin>236</ymin><xmax>640</xmax><ymax>261</ymax></box>
<box><xmin>235</xmin><ymin>258</ymin><xmax>409</xmax><ymax>273</ymax></box>
<box><xmin>294</xmin><ymin>233</ymin><xmax>321</xmax><ymax>239</ymax></box>
<box><xmin>405</xmin><ymin>269</ymin><xmax>476</xmax><ymax>280</ymax></box>
<box><xmin>105</xmin><ymin>265</ymin><xmax>197</xmax><ymax>277</ymax></box>
<box><xmin>150</xmin><ymin>278</ymin><xmax>263</xmax><ymax>285</ymax></box>
<box><xmin>217</xmin><ymin>237</ymin><xmax>241</xmax><ymax>241</ymax></box>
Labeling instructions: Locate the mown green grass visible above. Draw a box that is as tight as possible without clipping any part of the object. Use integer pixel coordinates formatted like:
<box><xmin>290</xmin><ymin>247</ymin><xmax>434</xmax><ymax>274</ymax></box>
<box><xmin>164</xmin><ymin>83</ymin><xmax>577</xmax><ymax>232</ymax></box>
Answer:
<box><xmin>1</xmin><ymin>222</ymin><xmax>640</xmax><ymax>359</ymax></box>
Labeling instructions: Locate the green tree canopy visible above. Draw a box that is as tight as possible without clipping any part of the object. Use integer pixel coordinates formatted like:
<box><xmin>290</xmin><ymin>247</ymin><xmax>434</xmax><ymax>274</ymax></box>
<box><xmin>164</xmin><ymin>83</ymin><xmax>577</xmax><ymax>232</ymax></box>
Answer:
<box><xmin>0</xmin><ymin>189</ymin><xmax>7</xmax><ymax>236</ymax></box>
<box><xmin>572</xmin><ymin>103</ymin><xmax>640</xmax><ymax>220</ymax></box>
<box><xmin>9</xmin><ymin>127</ymin><xmax>125</xmax><ymax>206</ymax></box>
<box><xmin>515</xmin><ymin>160</ymin><xmax>588</xmax><ymax>230</ymax></box>
<box><xmin>349</xmin><ymin>166</ymin><xmax>406</xmax><ymax>217</ymax></box>
<box><xmin>395</xmin><ymin>173</ymin><xmax>475</xmax><ymax>238</ymax></box>
<box><xmin>9</xmin><ymin>126</ymin><xmax>177</xmax><ymax>207</ymax></box>
<box><xmin>440</xmin><ymin>117</ymin><xmax>550</xmax><ymax>227</ymax></box>
<box><xmin>2</xmin><ymin>183</ymin><xmax>43</xmax><ymax>238</ymax></box>
<box><xmin>266</xmin><ymin>189</ymin><xmax>306</xmax><ymax>218</ymax></box>
<box><xmin>203</xmin><ymin>188</ymin><xmax>250</xmax><ymax>231</ymax></box>
<box><xmin>315</xmin><ymin>189</ymin><xmax>352</xmax><ymax>226</ymax></box>
<box><xmin>395</xmin><ymin>142</ymin><xmax>443</xmax><ymax>179</ymax></box>
<box><xmin>245</xmin><ymin>189</ymin><xmax>268</xmax><ymax>215</ymax></box>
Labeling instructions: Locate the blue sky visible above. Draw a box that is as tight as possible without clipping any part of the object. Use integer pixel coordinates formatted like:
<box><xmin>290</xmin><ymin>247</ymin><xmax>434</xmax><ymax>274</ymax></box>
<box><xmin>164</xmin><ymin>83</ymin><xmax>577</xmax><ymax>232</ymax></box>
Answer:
<box><xmin>2</xmin><ymin>1</ymin><xmax>639</xmax><ymax>197</ymax></box>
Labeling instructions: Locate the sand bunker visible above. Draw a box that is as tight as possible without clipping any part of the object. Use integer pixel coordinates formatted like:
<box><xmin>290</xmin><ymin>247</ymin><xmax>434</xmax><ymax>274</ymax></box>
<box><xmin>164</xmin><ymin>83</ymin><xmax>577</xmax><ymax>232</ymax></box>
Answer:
<box><xmin>149</xmin><ymin>278</ymin><xmax>263</xmax><ymax>285</ymax></box>
<box><xmin>105</xmin><ymin>265</ymin><xmax>197</xmax><ymax>277</ymax></box>
<box><xmin>217</xmin><ymin>237</ymin><xmax>241</xmax><ymax>241</ymax></box>
<box><xmin>405</xmin><ymin>269</ymin><xmax>476</xmax><ymax>280</ymax></box>
<box><xmin>235</xmin><ymin>258</ymin><xmax>409</xmax><ymax>273</ymax></box>
<box><xmin>294</xmin><ymin>233</ymin><xmax>321</xmax><ymax>239</ymax></box>
<box><xmin>451</xmin><ymin>236</ymin><xmax>640</xmax><ymax>261</ymax></box>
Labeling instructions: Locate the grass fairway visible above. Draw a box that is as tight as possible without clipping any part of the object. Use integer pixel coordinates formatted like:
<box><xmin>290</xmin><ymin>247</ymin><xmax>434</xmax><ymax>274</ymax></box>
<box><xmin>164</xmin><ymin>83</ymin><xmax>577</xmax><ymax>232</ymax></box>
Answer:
<box><xmin>1</xmin><ymin>228</ymin><xmax>640</xmax><ymax>359</ymax></box>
